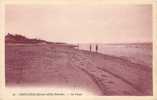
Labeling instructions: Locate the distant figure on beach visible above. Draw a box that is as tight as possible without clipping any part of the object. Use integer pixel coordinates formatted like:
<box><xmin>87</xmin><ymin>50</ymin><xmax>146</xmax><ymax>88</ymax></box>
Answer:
<box><xmin>77</xmin><ymin>43</ymin><xmax>79</xmax><ymax>49</ymax></box>
<box><xmin>90</xmin><ymin>44</ymin><xmax>92</xmax><ymax>52</ymax></box>
<box><xmin>96</xmin><ymin>44</ymin><xmax>98</xmax><ymax>53</ymax></box>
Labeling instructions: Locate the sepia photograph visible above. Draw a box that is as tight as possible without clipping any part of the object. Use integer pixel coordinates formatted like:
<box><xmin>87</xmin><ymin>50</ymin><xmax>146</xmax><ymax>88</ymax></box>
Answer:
<box><xmin>4</xmin><ymin>4</ymin><xmax>153</xmax><ymax>96</ymax></box>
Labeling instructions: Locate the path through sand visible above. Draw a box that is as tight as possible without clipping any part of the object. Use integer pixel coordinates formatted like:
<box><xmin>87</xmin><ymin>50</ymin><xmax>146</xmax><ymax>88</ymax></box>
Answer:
<box><xmin>5</xmin><ymin>44</ymin><xmax>152</xmax><ymax>95</ymax></box>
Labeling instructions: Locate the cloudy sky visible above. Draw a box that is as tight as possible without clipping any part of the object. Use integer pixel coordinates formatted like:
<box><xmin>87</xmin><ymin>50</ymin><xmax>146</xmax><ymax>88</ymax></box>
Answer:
<box><xmin>5</xmin><ymin>5</ymin><xmax>152</xmax><ymax>43</ymax></box>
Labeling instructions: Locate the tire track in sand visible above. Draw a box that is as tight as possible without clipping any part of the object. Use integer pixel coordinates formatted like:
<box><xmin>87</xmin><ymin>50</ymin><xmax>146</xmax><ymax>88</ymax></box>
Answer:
<box><xmin>76</xmin><ymin>67</ymin><xmax>107</xmax><ymax>95</ymax></box>
<box><xmin>97</xmin><ymin>67</ymin><xmax>143</xmax><ymax>94</ymax></box>
<box><xmin>72</xmin><ymin>52</ymin><xmax>144</xmax><ymax>95</ymax></box>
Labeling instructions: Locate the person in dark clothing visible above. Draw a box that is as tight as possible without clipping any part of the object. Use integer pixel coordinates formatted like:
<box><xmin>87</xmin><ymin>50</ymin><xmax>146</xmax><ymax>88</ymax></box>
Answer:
<box><xmin>96</xmin><ymin>44</ymin><xmax>98</xmax><ymax>53</ymax></box>
<box><xmin>77</xmin><ymin>43</ymin><xmax>79</xmax><ymax>49</ymax></box>
<box><xmin>89</xmin><ymin>44</ymin><xmax>92</xmax><ymax>52</ymax></box>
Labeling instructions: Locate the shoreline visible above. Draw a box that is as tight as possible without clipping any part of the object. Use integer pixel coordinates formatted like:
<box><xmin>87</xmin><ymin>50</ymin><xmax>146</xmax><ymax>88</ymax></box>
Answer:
<box><xmin>5</xmin><ymin>43</ymin><xmax>152</xmax><ymax>95</ymax></box>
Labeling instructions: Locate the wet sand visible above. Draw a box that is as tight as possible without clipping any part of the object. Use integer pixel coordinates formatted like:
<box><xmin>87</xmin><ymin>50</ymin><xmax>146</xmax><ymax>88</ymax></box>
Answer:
<box><xmin>5</xmin><ymin>43</ymin><xmax>152</xmax><ymax>96</ymax></box>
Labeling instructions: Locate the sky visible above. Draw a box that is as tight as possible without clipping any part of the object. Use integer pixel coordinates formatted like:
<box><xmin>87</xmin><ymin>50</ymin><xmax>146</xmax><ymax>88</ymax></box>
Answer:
<box><xmin>5</xmin><ymin>5</ymin><xmax>152</xmax><ymax>43</ymax></box>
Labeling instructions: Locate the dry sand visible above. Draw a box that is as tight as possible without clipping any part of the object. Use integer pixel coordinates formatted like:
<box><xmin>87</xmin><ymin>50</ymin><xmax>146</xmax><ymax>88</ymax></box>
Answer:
<box><xmin>5</xmin><ymin>43</ymin><xmax>152</xmax><ymax>96</ymax></box>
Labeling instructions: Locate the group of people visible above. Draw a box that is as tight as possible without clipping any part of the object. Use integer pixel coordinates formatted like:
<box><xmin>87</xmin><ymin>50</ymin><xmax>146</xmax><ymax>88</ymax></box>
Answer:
<box><xmin>76</xmin><ymin>44</ymin><xmax>99</xmax><ymax>53</ymax></box>
<box><xmin>89</xmin><ymin>44</ymin><xmax>98</xmax><ymax>53</ymax></box>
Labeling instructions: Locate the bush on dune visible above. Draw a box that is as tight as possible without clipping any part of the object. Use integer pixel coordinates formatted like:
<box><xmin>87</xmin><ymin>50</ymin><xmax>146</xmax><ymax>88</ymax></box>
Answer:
<box><xmin>5</xmin><ymin>33</ymin><xmax>48</xmax><ymax>44</ymax></box>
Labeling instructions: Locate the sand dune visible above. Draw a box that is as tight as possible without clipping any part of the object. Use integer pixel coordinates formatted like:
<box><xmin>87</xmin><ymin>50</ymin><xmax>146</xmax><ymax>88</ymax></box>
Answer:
<box><xmin>5</xmin><ymin>43</ymin><xmax>152</xmax><ymax>96</ymax></box>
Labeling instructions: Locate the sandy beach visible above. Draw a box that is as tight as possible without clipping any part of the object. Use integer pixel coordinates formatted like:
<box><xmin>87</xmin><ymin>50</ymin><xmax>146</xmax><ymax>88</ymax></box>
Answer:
<box><xmin>5</xmin><ymin>43</ymin><xmax>152</xmax><ymax>96</ymax></box>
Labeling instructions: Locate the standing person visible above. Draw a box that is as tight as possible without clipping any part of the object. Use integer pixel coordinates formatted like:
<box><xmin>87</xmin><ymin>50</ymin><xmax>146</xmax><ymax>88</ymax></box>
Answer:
<box><xmin>96</xmin><ymin>44</ymin><xmax>98</xmax><ymax>53</ymax></box>
<box><xmin>89</xmin><ymin>44</ymin><xmax>92</xmax><ymax>52</ymax></box>
<box><xmin>77</xmin><ymin>43</ymin><xmax>79</xmax><ymax>49</ymax></box>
